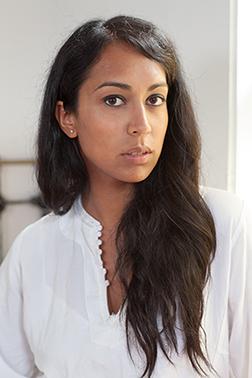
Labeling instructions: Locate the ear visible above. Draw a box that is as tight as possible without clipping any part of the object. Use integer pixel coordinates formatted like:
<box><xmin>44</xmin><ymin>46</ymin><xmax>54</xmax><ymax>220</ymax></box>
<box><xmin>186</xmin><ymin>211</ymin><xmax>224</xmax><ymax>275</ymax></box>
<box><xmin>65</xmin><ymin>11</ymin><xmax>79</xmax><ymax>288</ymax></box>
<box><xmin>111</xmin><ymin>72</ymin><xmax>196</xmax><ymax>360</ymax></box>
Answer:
<box><xmin>55</xmin><ymin>101</ymin><xmax>78</xmax><ymax>138</ymax></box>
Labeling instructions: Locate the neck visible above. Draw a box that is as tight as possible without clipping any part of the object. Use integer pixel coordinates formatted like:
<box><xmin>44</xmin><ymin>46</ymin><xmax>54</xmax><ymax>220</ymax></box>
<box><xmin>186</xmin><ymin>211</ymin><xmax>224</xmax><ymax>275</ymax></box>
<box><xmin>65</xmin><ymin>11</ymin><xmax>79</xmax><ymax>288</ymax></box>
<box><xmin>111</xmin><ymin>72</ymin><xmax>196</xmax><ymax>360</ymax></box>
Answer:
<box><xmin>82</xmin><ymin>179</ymin><xmax>134</xmax><ymax>230</ymax></box>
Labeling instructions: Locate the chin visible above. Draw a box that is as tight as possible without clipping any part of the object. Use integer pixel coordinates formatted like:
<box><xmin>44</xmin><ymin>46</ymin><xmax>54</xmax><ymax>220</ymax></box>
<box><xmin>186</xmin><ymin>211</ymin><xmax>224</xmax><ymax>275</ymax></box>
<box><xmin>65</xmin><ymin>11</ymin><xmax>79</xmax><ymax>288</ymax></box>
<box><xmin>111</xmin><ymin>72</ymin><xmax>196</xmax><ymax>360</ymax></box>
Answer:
<box><xmin>113</xmin><ymin>165</ymin><xmax>156</xmax><ymax>184</ymax></box>
<box><xmin>123</xmin><ymin>172</ymin><xmax>152</xmax><ymax>183</ymax></box>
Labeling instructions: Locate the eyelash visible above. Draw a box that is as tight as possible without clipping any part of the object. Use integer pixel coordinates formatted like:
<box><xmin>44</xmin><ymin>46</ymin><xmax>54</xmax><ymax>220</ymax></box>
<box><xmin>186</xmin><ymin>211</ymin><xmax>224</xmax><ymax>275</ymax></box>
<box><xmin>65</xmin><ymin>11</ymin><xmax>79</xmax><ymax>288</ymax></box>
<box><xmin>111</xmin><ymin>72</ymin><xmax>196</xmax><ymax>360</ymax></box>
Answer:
<box><xmin>103</xmin><ymin>94</ymin><xmax>166</xmax><ymax>107</ymax></box>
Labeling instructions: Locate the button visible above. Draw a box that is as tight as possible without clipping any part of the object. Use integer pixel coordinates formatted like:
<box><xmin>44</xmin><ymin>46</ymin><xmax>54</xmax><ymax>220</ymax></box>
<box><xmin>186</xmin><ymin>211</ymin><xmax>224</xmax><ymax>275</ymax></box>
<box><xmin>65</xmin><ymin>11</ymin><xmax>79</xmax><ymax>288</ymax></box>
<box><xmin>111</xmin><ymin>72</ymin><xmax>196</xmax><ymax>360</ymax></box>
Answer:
<box><xmin>97</xmin><ymin>231</ymin><xmax>102</xmax><ymax>237</ymax></box>
<box><xmin>97</xmin><ymin>224</ymin><xmax>103</xmax><ymax>232</ymax></box>
<box><xmin>102</xmin><ymin>267</ymin><xmax>107</xmax><ymax>274</ymax></box>
<box><xmin>97</xmin><ymin>239</ymin><xmax>102</xmax><ymax>246</ymax></box>
<box><xmin>98</xmin><ymin>258</ymin><xmax>103</xmax><ymax>266</ymax></box>
<box><xmin>98</xmin><ymin>248</ymin><xmax>103</xmax><ymax>255</ymax></box>
<box><xmin>105</xmin><ymin>280</ymin><xmax>110</xmax><ymax>287</ymax></box>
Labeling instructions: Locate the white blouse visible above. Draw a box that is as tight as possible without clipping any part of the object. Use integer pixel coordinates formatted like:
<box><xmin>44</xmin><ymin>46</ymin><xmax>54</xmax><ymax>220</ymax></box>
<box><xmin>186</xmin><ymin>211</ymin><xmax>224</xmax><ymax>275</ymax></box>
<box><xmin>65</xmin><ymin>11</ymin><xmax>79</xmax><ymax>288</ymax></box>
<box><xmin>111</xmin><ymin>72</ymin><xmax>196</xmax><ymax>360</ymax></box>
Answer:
<box><xmin>0</xmin><ymin>187</ymin><xmax>251</xmax><ymax>378</ymax></box>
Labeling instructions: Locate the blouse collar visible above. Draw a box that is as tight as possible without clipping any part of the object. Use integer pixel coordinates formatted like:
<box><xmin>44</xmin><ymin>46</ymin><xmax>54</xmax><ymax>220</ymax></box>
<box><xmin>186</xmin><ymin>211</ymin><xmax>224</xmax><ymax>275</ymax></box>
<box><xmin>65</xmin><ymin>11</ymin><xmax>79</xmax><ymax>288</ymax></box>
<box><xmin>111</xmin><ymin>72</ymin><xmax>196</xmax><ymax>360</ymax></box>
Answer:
<box><xmin>73</xmin><ymin>195</ymin><xmax>103</xmax><ymax>230</ymax></box>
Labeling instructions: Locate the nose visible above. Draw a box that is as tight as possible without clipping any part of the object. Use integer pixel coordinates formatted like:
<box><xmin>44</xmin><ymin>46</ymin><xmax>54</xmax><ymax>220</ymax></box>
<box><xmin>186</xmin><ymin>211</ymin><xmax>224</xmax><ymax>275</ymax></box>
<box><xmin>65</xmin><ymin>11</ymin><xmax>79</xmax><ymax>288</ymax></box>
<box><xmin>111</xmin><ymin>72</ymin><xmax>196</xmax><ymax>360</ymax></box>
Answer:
<box><xmin>127</xmin><ymin>104</ymin><xmax>152</xmax><ymax>136</ymax></box>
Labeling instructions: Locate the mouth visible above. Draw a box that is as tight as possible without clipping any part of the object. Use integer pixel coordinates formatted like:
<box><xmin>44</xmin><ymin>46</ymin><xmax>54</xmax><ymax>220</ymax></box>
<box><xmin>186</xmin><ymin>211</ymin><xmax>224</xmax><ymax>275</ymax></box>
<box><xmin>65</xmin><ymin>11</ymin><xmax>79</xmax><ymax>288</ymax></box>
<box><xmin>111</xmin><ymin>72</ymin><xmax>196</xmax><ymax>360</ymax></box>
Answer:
<box><xmin>122</xmin><ymin>145</ymin><xmax>152</xmax><ymax>156</ymax></box>
<box><xmin>123</xmin><ymin>151</ymin><xmax>151</xmax><ymax>157</ymax></box>
<box><xmin>121</xmin><ymin>151</ymin><xmax>152</xmax><ymax>164</ymax></box>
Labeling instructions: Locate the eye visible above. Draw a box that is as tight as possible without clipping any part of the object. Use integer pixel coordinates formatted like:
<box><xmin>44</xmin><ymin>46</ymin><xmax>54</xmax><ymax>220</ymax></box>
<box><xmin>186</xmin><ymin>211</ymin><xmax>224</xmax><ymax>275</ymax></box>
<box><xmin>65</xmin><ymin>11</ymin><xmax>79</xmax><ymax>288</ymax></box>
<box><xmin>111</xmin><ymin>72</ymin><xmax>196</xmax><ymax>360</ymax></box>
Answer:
<box><xmin>103</xmin><ymin>95</ymin><xmax>125</xmax><ymax>107</ymax></box>
<box><xmin>147</xmin><ymin>94</ymin><xmax>166</xmax><ymax>106</ymax></box>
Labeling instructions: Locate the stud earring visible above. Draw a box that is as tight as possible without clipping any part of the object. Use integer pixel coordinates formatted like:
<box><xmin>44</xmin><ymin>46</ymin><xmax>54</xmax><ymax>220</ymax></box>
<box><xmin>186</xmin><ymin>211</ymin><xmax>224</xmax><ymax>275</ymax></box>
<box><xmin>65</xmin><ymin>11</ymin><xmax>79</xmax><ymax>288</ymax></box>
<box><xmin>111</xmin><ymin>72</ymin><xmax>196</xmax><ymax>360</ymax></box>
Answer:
<box><xmin>70</xmin><ymin>129</ymin><xmax>74</xmax><ymax>134</ymax></box>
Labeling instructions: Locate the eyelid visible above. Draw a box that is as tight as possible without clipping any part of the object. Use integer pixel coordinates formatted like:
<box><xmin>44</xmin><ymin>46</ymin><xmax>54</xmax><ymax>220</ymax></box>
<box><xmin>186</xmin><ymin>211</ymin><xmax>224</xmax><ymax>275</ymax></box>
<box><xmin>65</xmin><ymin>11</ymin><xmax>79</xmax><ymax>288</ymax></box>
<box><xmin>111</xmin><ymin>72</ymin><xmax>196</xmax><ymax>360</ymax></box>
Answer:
<box><xmin>103</xmin><ymin>94</ymin><xmax>126</xmax><ymax>106</ymax></box>
<box><xmin>146</xmin><ymin>94</ymin><xmax>167</xmax><ymax>105</ymax></box>
<box><xmin>102</xmin><ymin>93</ymin><xmax>167</xmax><ymax>107</ymax></box>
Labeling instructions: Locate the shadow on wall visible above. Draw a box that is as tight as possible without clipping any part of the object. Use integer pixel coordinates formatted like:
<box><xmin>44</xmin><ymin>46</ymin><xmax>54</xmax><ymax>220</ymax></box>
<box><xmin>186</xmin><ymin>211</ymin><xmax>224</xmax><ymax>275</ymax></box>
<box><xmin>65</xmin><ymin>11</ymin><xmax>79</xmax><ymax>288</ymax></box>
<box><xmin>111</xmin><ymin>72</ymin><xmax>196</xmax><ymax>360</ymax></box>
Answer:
<box><xmin>0</xmin><ymin>159</ymin><xmax>49</xmax><ymax>262</ymax></box>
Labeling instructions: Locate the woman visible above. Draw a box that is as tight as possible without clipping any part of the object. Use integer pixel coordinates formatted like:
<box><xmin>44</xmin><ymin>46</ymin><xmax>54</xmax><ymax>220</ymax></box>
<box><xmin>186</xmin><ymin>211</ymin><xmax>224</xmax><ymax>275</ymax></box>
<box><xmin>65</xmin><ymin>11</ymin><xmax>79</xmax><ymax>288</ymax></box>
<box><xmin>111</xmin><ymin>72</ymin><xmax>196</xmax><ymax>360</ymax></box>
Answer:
<box><xmin>0</xmin><ymin>15</ymin><xmax>251</xmax><ymax>378</ymax></box>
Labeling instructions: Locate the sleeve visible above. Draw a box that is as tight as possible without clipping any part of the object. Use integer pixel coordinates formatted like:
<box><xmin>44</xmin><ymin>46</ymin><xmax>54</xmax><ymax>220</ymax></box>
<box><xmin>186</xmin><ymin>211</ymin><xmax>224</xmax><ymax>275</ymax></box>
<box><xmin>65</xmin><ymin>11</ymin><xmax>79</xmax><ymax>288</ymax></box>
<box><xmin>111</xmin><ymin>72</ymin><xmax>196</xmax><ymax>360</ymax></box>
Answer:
<box><xmin>228</xmin><ymin>203</ymin><xmax>252</xmax><ymax>377</ymax></box>
<box><xmin>0</xmin><ymin>233</ymin><xmax>43</xmax><ymax>378</ymax></box>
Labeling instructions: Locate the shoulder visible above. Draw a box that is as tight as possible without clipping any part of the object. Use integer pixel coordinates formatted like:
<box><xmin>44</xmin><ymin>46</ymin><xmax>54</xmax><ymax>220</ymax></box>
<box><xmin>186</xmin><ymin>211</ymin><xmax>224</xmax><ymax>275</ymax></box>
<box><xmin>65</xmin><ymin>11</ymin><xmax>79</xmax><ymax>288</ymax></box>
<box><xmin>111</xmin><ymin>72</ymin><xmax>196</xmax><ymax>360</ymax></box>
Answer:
<box><xmin>200</xmin><ymin>185</ymin><xmax>244</xmax><ymax>215</ymax></box>
<box><xmin>0</xmin><ymin>203</ymin><xmax>82</xmax><ymax>291</ymax></box>
<box><xmin>200</xmin><ymin>186</ymin><xmax>245</xmax><ymax>237</ymax></box>
<box><xmin>16</xmin><ymin>212</ymin><xmax>62</xmax><ymax>245</ymax></box>
<box><xmin>3</xmin><ymin>206</ymin><xmax>75</xmax><ymax>267</ymax></box>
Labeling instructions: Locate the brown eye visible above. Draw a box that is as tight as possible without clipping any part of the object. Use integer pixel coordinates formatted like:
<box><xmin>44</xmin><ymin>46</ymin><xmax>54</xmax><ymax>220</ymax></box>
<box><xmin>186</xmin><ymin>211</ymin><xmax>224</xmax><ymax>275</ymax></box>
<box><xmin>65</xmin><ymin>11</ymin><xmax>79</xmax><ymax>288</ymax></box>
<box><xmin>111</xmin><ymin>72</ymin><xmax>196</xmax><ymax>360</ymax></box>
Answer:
<box><xmin>104</xmin><ymin>95</ymin><xmax>125</xmax><ymax>107</ymax></box>
<box><xmin>147</xmin><ymin>95</ymin><xmax>165</xmax><ymax>106</ymax></box>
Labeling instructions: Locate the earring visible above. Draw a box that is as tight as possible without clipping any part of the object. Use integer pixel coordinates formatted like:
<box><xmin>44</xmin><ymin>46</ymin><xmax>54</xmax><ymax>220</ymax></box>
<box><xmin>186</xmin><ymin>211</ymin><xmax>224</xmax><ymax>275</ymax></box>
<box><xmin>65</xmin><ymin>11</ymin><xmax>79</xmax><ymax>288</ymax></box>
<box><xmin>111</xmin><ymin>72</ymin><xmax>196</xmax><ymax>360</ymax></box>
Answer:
<box><xmin>70</xmin><ymin>129</ymin><xmax>75</xmax><ymax>134</ymax></box>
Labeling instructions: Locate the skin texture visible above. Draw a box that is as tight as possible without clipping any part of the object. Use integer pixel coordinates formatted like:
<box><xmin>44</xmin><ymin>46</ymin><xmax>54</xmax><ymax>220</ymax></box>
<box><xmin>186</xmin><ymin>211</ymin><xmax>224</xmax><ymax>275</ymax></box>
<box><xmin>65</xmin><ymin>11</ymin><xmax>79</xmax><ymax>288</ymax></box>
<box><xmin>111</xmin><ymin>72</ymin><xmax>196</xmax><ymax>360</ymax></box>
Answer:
<box><xmin>55</xmin><ymin>42</ymin><xmax>168</xmax><ymax>229</ymax></box>
<box><xmin>55</xmin><ymin>42</ymin><xmax>169</xmax><ymax>314</ymax></box>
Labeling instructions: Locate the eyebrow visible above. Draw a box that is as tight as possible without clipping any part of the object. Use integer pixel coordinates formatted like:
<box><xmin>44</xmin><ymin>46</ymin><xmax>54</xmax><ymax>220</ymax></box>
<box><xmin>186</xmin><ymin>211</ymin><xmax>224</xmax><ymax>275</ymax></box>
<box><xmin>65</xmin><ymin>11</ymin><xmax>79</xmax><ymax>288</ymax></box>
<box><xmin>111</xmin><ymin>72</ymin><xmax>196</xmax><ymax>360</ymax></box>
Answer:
<box><xmin>94</xmin><ymin>81</ymin><xmax>168</xmax><ymax>92</ymax></box>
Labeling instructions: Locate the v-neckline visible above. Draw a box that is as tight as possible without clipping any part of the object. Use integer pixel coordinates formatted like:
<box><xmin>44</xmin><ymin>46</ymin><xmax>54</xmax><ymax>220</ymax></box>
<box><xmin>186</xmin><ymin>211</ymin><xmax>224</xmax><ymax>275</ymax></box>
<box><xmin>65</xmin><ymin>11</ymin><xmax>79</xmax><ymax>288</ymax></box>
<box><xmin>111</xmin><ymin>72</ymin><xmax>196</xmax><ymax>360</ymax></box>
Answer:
<box><xmin>76</xmin><ymin>195</ymin><xmax>125</xmax><ymax>320</ymax></box>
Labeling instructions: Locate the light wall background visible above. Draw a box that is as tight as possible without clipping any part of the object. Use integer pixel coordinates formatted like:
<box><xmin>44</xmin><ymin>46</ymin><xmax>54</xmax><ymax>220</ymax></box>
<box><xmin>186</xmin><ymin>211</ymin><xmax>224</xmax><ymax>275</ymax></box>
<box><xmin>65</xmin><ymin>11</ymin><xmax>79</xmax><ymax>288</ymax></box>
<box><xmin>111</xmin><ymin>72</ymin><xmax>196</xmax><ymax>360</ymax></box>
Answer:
<box><xmin>0</xmin><ymin>0</ymin><xmax>234</xmax><ymax>257</ymax></box>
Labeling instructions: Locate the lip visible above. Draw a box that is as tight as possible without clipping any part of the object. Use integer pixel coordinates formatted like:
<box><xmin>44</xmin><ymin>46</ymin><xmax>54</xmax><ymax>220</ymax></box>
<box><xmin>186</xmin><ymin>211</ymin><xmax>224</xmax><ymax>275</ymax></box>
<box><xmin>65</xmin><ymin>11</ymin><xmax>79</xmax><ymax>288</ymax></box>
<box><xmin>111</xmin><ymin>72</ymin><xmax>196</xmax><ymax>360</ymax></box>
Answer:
<box><xmin>122</xmin><ymin>145</ymin><xmax>152</xmax><ymax>155</ymax></box>
<box><xmin>122</xmin><ymin>148</ymin><xmax>152</xmax><ymax>164</ymax></box>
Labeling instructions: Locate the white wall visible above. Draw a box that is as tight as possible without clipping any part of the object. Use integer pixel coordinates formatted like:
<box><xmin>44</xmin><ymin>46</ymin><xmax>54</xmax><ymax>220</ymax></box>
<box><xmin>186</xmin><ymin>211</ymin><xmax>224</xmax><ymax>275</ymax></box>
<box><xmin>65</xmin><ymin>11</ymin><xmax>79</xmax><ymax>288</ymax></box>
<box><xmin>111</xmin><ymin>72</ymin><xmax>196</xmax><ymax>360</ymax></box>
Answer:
<box><xmin>0</xmin><ymin>0</ymin><xmax>233</xmax><ymax>256</ymax></box>
<box><xmin>236</xmin><ymin>0</ymin><xmax>252</xmax><ymax>211</ymax></box>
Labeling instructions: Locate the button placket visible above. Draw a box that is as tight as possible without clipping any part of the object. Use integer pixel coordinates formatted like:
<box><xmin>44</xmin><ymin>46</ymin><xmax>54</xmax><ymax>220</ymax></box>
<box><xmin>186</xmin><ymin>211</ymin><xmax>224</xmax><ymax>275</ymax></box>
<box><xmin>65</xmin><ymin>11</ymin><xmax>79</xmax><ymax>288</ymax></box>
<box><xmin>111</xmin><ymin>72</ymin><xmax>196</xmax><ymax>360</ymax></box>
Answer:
<box><xmin>95</xmin><ymin>226</ymin><xmax>118</xmax><ymax>320</ymax></box>
<box><xmin>76</xmin><ymin>197</ymin><xmax>116</xmax><ymax>320</ymax></box>
<box><xmin>96</xmin><ymin>230</ymin><xmax>111</xmax><ymax>288</ymax></box>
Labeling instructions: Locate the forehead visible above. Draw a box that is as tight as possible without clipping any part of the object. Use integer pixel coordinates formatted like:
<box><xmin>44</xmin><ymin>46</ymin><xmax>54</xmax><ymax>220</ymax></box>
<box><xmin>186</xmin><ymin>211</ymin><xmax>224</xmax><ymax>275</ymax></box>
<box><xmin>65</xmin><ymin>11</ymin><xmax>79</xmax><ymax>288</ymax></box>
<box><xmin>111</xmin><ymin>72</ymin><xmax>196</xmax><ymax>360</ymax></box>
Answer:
<box><xmin>84</xmin><ymin>42</ymin><xmax>167</xmax><ymax>87</ymax></box>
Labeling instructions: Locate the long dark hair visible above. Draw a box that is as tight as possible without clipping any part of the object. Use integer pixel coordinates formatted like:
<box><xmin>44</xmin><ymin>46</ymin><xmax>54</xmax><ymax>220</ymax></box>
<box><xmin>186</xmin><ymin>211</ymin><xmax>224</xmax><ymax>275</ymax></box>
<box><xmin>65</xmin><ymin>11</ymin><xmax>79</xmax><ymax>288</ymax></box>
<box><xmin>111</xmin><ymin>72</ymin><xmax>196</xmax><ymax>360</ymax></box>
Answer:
<box><xmin>37</xmin><ymin>15</ymin><xmax>216</xmax><ymax>377</ymax></box>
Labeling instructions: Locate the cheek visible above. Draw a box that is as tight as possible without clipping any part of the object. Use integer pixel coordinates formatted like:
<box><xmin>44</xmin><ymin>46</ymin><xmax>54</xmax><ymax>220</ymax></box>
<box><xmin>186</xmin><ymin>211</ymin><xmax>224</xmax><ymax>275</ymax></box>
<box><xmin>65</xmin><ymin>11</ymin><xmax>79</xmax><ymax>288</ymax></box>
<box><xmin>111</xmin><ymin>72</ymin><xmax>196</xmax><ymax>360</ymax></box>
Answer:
<box><xmin>76</xmin><ymin>107</ymin><xmax>123</xmax><ymax>147</ymax></box>
<box><xmin>77</xmin><ymin>122</ymin><xmax>118</xmax><ymax>161</ymax></box>
<box><xmin>154</xmin><ymin>113</ymin><xmax>168</xmax><ymax>142</ymax></box>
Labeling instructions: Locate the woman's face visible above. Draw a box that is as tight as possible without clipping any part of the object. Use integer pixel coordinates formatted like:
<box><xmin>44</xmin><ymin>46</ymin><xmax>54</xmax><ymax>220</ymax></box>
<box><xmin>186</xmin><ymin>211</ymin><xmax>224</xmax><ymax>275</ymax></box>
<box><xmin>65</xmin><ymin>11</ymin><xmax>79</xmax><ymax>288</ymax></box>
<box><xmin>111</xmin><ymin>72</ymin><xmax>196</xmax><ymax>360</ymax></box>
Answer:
<box><xmin>57</xmin><ymin>42</ymin><xmax>168</xmax><ymax>185</ymax></box>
